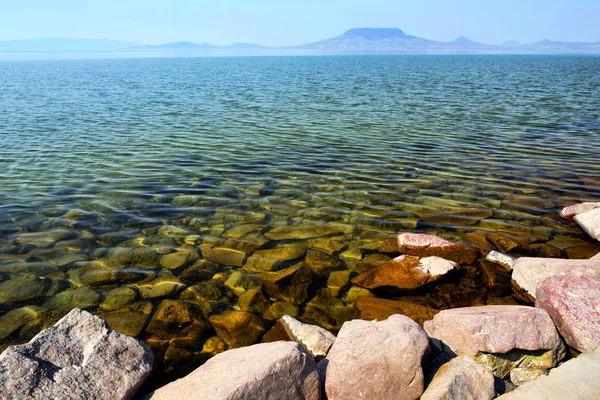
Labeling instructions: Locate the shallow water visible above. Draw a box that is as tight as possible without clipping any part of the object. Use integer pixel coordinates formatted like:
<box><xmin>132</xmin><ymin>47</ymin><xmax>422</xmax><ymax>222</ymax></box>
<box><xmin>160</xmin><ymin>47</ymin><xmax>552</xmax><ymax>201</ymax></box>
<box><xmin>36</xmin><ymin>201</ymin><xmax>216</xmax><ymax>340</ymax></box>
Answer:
<box><xmin>0</xmin><ymin>55</ymin><xmax>599</xmax><ymax>386</ymax></box>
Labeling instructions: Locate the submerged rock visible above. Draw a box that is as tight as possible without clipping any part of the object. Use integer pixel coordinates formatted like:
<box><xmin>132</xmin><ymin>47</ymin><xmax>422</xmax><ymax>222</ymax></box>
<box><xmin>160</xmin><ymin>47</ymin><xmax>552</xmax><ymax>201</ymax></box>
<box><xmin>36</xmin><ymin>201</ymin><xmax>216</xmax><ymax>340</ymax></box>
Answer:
<box><xmin>0</xmin><ymin>274</ymin><xmax>48</xmax><ymax>305</ymax></box>
<box><xmin>511</xmin><ymin>257</ymin><xmax>600</xmax><ymax>302</ymax></box>
<box><xmin>100</xmin><ymin>287</ymin><xmax>139</xmax><ymax>311</ymax></box>
<box><xmin>100</xmin><ymin>301</ymin><xmax>153</xmax><ymax>338</ymax></box>
<box><xmin>354</xmin><ymin>296</ymin><xmax>438</xmax><ymax>326</ymax></box>
<box><xmin>143</xmin><ymin>342</ymin><xmax>320</xmax><ymax>400</ymax></box>
<box><xmin>209</xmin><ymin>310</ymin><xmax>268</xmax><ymax>349</ymax></box>
<box><xmin>243</xmin><ymin>246</ymin><xmax>306</xmax><ymax>272</ymax></box>
<box><xmin>304</xmin><ymin>249</ymin><xmax>342</xmax><ymax>272</ymax></box>
<box><xmin>421</xmin><ymin>356</ymin><xmax>495</xmax><ymax>400</ymax></box>
<box><xmin>574</xmin><ymin>208</ymin><xmax>600</xmax><ymax>241</ymax></box>
<box><xmin>396</xmin><ymin>233</ymin><xmax>478</xmax><ymax>265</ymax></box>
<box><xmin>536</xmin><ymin>275</ymin><xmax>600</xmax><ymax>353</ymax></box>
<box><xmin>324</xmin><ymin>315</ymin><xmax>430</xmax><ymax>400</ymax></box>
<box><xmin>351</xmin><ymin>255</ymin><xmax>457</xmax><ymax>291</ymax></box>
<box><xmin>265</xmin><ymin>224</ymin><xmax>346</xmax><ymax>240</ymax></box>
<box><xmin>0</xmin><ymin>308</ymin><xmax>153</xmax><ymax>400</ymax></box>
<box><xmin>259</xmin><ymin>265</ymin><xmax>314</xmax><ymax>305</ymax></box>
<box><xmin>487</xmin><ymin>232</ymin><xmax>521</xmax><ymax>253</ymax></box>
<box><xmin>302</xmin><ymin>289</ymin><xmax>356</xmax><ymax>331</ymax></box>
<box><xmin>15</xmin><ymin>228</ymin><xmax>74</xmax><ymax>247</ymax></box>
<box><xmin>146</xmin><ymin>299</ymin><xmax>206</xmax><ymax>340</ymax></box>
<box><xmin>45</xmin><ymin>287</ymin><xmax>103</xmax><ymax>310</ymax></box>
<box><xmin>0</xmin><ymin>306</ymin><xmax>44</xmax><ymax>341</ymax></box>
<box><xmin>201</xmin><ymin>247</ymin><xmax>247</xmax><ymax>267</ymax></box>
<box><xmin>138</xmin><ymin>275</ymin><xmax>186</xmax><ymax>299</ymax></box>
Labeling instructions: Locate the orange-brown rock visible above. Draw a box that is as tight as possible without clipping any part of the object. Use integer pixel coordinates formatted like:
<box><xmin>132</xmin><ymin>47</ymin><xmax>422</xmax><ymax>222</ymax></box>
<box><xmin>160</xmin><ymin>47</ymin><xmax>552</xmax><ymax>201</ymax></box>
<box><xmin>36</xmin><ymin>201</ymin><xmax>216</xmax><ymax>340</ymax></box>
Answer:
<box><xmin>354</xmin><ymin>296</ymin><xmax>438</xmax><ymax>326</ymax></box>
<box><xmin>396</xmin><ymin>233</ymin><xmax>478</xmax><ymax>265</ymax></box>
<box><xmin>351</xmin><ymin>255</ymin><xmax>457</xmax><ymax>291</ymax></box>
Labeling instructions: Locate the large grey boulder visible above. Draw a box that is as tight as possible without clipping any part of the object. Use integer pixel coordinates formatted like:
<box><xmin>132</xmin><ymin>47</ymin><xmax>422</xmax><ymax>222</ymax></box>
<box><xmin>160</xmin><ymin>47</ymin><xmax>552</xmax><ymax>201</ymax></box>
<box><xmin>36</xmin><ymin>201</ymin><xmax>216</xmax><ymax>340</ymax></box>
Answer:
<box><xmin>0</xmin><ymin>308</ymin><xmax>153</xmax><ymax>400</ymax></box>
<box><xmin>323</xmin><ymin>315</ymin><xmax>430</xmax><ymax>400</ymax></box>
<box><xmin>498</xmin><ymin>347</ymin><xmax>600</xmax><ymax>399</ymax></box>
<box><xmin>511</xmin><ymin>257</ymin><xmax>600</xmax><ymax>302</ymax></box>
<box><xmin>421</xmin><ymin>356</ymin><xmax>495</xmax><ymax>400</ymax></box>
<box><xmin>144</xmin><ymin>341</ymin><xmax>321</xmax><ymax>400</ymax></box>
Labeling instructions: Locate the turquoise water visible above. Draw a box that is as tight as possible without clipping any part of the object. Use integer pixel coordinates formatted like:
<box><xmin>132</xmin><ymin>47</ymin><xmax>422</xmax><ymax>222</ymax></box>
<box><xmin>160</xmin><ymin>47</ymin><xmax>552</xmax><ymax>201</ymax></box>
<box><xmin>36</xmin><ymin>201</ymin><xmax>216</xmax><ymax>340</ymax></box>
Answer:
<box><xmin>0</xmin><ymin>55</ymin><xmax>599</xmax><ymax>384</ymax></box>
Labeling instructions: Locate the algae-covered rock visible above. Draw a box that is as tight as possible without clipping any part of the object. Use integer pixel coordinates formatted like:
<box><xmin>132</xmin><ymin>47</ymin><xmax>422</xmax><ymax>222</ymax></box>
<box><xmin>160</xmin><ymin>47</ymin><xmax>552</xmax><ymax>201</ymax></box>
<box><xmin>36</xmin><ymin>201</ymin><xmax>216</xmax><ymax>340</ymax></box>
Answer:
<box><xmin>201</xmin><ymin>247</ymin><xmax>247</xmax><ymax>267</ymax></box>
<box><xmin>138</xmin><ymin>275</ymin><xmax>186</xmax><ymax>299</ymax></box>
<box><xmin>146</xmin><ymin>299</ymin><xmax>206</xmax><ymax>339</ymax></box>
<box><xmin>262</xmin><ymin>301</ymin><xmax>301</xmax><ymax>321</ymax></box>
<box><xmin>99</xmin><ymin>301</ymin><xmax>153</xmax><ymax>337</ymax></box>
<box><xmin>303</xmin><ymin>249</ymin><xmax>342</xmax><ymax>272</ymax></box>
<box><xmin>326</xmin><ymin>270</ymin><xmax>352</xmax><ymax>297</ymax></box>
<box><xmin>259</xmin><ymin>265</ymin><xmax>314</xmax><ymax>305</ymax></box>
<box><xmin>179</xmin><ymin>282</ymin><xmax>222</xmax><ymax>302</ymax></box>
<box><xmin>0</xmin><ymin>274</ymin><xmax>48</xmax><ymax>305</ymax></box>
<box><xmin>224</xmin><ymin>270</ymin><xmax>260</xmax><ymax>297</ymax></box>
<box><xmin>0</xmin><ymin>306</ymin><xmax>44</xmax><ymax>340</ymax></box>
<box><xmin>238</xmin><ymin>286</ymin><xmax>270</xmax><ymax>314</ymax></box>
<box><xmin>159</xmin><ymin>248</ymin><xmax>200</xmax><ymax>270</ymax></box>
<box><xmin>243</xmin><ymin>246</ymin><xmax>306</xmax><ymax>272</ymax></box>
<box><xmin>45</xmin><ymin>287</ymin><xmax>103</xmax><ymax>310</ymax></box>
<box><xmin>180</xmin><ymin>259</ymin><xmax>221</xmax><ymax>282</ymax></box>
<box><xmin>16</xmin><ymin>228</ymin><xmax>74</xmax><ymax>247</ymax></box>
<box><xmin>100</xmin><ymin>287</ymin><xmax>139</xmax><ymax>311</ymax></box>
<box><xmin>209</xmin><ymin>310</ymin><xmax>268</xmax><ymax>348</ymax></box>
<box><xmin>302</xmin><ymin>289</ymin><xmax>356</xmax><ymax>331</ymax></box>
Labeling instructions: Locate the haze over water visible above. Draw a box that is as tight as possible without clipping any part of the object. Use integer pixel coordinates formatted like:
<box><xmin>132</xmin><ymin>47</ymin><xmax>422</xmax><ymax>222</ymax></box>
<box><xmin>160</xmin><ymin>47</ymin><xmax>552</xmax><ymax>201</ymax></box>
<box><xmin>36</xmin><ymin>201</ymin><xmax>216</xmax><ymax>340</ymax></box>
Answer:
<box><xmin>1</xmin><ymin>54</ymin><xmax>600</xmax><ymax>384</ymax></box>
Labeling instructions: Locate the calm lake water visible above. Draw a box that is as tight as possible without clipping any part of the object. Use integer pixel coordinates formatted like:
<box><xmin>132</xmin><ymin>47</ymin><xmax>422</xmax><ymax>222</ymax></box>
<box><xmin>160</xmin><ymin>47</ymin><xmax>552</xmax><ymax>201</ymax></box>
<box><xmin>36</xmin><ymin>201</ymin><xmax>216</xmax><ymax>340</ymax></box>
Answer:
<box><xmin>1</xmin><ymin>55</ymin><xmax>599</xmax><ymax>386</ymax></box>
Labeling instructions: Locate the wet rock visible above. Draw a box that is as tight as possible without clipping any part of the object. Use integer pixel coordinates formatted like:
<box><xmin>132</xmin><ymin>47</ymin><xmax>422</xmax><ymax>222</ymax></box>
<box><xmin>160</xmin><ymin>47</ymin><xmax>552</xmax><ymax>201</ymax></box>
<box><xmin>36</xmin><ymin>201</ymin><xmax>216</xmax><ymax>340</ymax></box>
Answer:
<box><xmin>496</xmin><ymin>347</ymin><xmax>600</xmax><ymax>399</ymax></box>
<box><xmin>0</xmin><ymin>306</ymin><xmax>43</xmax><ymax>341</ymax></box>
<box><xmin>480</xmin><ymin>261</ymin><xmax>513</xmax><ymax>297</ymax></box>
<box><xmin>474</xmin><ymin>345</ymin><xmax>566</xmax><ymax>378</ymax></box>
<box><xmin>201</xmin><ymin>247</ymin><xmax>247</xmax><ymax>267</ymax></box>
<box><xmin>487</xmin><ymin>232</ymin><xmax>521</xmax><ymax>253</ymax></box>
<box><xmin>397</xmin><ymin>233</ymin><xmax>478</xmax><ymax>265</ymax></box>
<box><xmin>100</xmin><ymin>287</ymin><xmax>138</xmax><ymax>311</ymax></box>
<box><xmin>355</xmin><ymin>253</ymin><xmax>393</xmax><ymax>271</ymax></box>
<box><xmin>104</xmin><ymin>246</ymin><xmax>162</xmax><ymax>268</ymax></box>
<box><xmin>180</xmin><ymin>259</ymin><xmax>221</xmax><ymax>282</ymax></box>
<box><xmin>424</xmin><ymin>306</ymin><xmax>562</xmax><ymax>357</ymax></box>
<box><xmin>45</xmin><ymin>287</ymin><xmax>103</xmax><ymax>310</ymax></box>
<box><xmin>306</xmin><ymin>237</ymin><xmax>348</xmax><ymax>254</ymax></box>
<box><xmin>244</xmin><ymin>246</ymin><xmax>306</xmax><ymax>272</ymax></box>
<box><xmin>342</xmin><ymin>286</ymin><xmax>374</xmax><ymax>304</ymax></box>
<box><xmin>99</xmin><ymin>301</ymin><xmax>153</xmax><ymax>337</ymax></box>
<box><xmin>326</xmin><ymin>270</ymin><xmax>352</xmax><ymax>297</ymax></box>
<box><xmin>260</xmin><ymin>265</ymin><xmax>314</xmax><ymax>305</ymax></box>
<box><xmin>143</xmin><ymin>342</ymin><xmax>320</xmax><ymax>400</ymax></box>
<box><xmin>179</xmin><ymin>282</ymin><xmax>222</xmax><ymax>302</ymax></box>
<box><xmin>547</xmin><ymin>235</ymin><xmax>589</xmax><ymax>250</ymax></box>
<box><xmin>324</xmin><ymin>315</ymin><xmax>430</xmax><ymax>400</ymax></box>
<box><xmin>536</xmin><ymin>275</ymin><xmax>600</xmax><ymax>353</ymax></box>
<box><xmin>465</xmin><ymin>232</ymin><xmax>494</xmax><ymax>252</ymax></box>
<box><xmin>304</xmin><ymin>249</ymin><xmax>342</xmax><ymax>272</ymax></box>
<box><xmin>223</xmin><ymin>224</ymin><xmax>266</xmax><ymax>239</ymax></box>
<box><xmin>340</xmin><ymin>245</ymin><xmax>362</xmax><ymax>262</ymax></box>
<box><xmin>302</xmin><ymin>289</ymin><xmax>356</xmax><ymax>331</ymax></box>
<box><xmin>421</xmin><ymin>356</ymin><xmax>495</xmax><ymax>400</ymax></box>
<box><xmin>354</xmin><ymin>296</ymin><xmax>438</xmax><ymax>326</ymax></box>
<box><xmin>53</xmin><ymin>238</ymin><xmax>94</xmax><ymax>252</ymax></box>
<box><xmin>559</xmin><ymin>202</ymin><xmax>600</xmax><ymax>219</ymax></box>
<box><xmin>159</xmin><ymin>248</ymin><xmax>199</xmax><ymax>270</ymax></box>
<box><xmin>224</xmin><ymin>270</ymin><xmax>260</xmax><ymax>297</ymax></box>
<box><xmin>138</xmin><ymin>275</ymin><xmax>186</xmax><ymax>299</ymax></box>
<box><xmin>238</xmin><ymin>286</ymin><xmax>270</xmax><ymax>314</ymax></box>
<box><xmin>0</xmin><ymin>308</ymin><xmax>153</xmax><ymax>400</ymax></box>
<box><xmin>209</xmin><ymin>310</ymin><xmax>268</xmax><ymax>348</ymax></box>
<box><xmin>511</xmin><ymin>257</ymin><xmax>600</xmax><ymax>302</ymax></box>
<box><xmin>0</xmin><ymin>274</ymin><xmax>48</xmax><ymax>304</ymax></box>
<box><xmin>352</xmin><ymin>255</ymin><xmax>457</xmax><ymax>290</ymax></box>
<box><xmin>69</xmin><ymin>260</ymin><xmax>118</xmax><ymax>286</ymax></box>
<box><xmin>485</xmin><ymin>250</ymin><xmax>515</xmax><ymax>271</ymax></box>
<box><xmin>15</xmin><ymin>228</ymin><xmax>74</xmax><ymax>247</ymax></box>
<box><xmin>565</xmin><ymin>243</ymin><xmax>600</xmax><ymax>259</ymax></box>
<box><xmin>146</xmin><ymin>299</ymin><xmax>206</xmax><ymax>340</ymax></box>
<box><xmin>265</xmin><ymin>224</ymin><xmax>345</xmax><ymax>240</ymax></box>
<box><xmin>262</xmin><ymin>301</ymin><xmax>300</xmax><ymax>321</ymax></box>
<box><xmin>529</xmin><ymin>243</ymin><xmax>562</xmax><ymax>258</ymax></box>
<box><xmin>509</xmin><ymin>367</ymin><xmax>548</xmax><ymax>386</ymax></box>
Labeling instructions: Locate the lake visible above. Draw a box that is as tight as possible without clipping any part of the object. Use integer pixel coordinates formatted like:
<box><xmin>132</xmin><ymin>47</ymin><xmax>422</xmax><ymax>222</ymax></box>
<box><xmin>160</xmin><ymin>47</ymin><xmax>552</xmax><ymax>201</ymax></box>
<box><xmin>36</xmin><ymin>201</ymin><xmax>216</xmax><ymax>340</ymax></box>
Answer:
<box><xmin>0</xmin><ymin>54</ymin><xmax>599</xmax><ymax>386</ymax></box>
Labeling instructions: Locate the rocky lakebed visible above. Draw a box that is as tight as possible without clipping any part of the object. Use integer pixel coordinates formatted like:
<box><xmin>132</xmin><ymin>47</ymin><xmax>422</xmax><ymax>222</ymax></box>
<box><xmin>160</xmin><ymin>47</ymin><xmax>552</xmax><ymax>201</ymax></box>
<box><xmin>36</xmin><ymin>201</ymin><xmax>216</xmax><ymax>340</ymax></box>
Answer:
<box><xmin>0</xmin><ymin>201</ymin><xmax>599</xmax><ymax>399</ymax></box>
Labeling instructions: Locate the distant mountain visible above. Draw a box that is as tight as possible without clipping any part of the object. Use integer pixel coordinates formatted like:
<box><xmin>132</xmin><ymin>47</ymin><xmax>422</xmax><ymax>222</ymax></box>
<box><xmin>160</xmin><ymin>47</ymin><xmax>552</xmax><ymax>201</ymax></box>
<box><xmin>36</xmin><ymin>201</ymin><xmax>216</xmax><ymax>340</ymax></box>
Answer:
<box><xmin>298</xmin><ymin>28</ymin><xmax>450</xmax><ymax>50</ymax></box>
<box><xmin>0</xmin><ymin>38</ymin><xmax>141</xmax><ymax>51</ymax></box>
<box><xmin>448</xmin><ymin>36</ymin><xmax>497</xmax><ymax>49</ymax></box>
<box><xmin>296</xmin><ymin>28</ymin><xmax>600</xmax><ymax>53</ymax></box>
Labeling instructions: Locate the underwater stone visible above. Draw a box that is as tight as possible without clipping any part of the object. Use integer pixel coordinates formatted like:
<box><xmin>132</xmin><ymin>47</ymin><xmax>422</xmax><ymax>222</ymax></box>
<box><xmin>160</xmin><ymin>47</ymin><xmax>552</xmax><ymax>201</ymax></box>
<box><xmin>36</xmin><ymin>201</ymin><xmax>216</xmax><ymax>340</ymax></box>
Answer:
<box><xmin>355</xmin><ymin>253</ymin><xmax>393</xmax><ymax>271</ymax></box>
<box><xmin>138</xmin><ymin>275</ymin><xmax>186</xmax><ymax>299</ymax></box>
<box><xmin>224</xmin><ymin>270</ymin><xmax>260</xmax><ymax>297</ymax></box>
<box><xmin>262</xmin><ymin>301</ymin><xmax>301</xmax><ymax>321</ymax></box>
<box><xmin>0</xmin><ymin>274</ymin><xmax>48</xmax><ymax>305</ymax></box>
<box><xmin>397</xmin><ymin>233</ymin><xmax>478</xmax><ymax>265</ymax></box>
<box><xmin>99</xmin><ymin>301</ymin><xmax>153</xmax><ymax>338</ymax></box>
<box><xmin>259</xmin><ymin>265</ymin><xmax>314</xmax><ymax>305</ymax></box>
<box><xmin>420</xmin><ymin>208</ymin><xmax>494</xmax><ymax>227</ymax></box>
<box><xmin>265</xmin><ymin>225</ymin><xmax>346</xmax><ymax>240</ymax></box>
<box><xmin>100</xmin><ymin>287</ymin><xmax>139</xmax><ymax>311</ymax></box>
<box><xmin>243</xmin><ymin>246</ymin><xmax>306</xmax><ymax>272</ymax></box>
<box><xmin>209</xmin><ymin>310</ymin><xmax>268</xmax><ymax>349</ymax></box>
<box><xmin>15</xmin><ymin>228</ymin><xmax>74</xmax><ymax>247</ymax></box>
<box><xmin>0</xmin><ymin>306</ymin><xmax>44</xmax><ymax>341</ymax></box>
<box><xmin>342</xmin><ymin>286</ymin><xmax>374</xmax><ymax>304</ymax></box>
<box><xmin>146</xmin><ymin>299</ymin><xmax>205</xmax><ymax>340</ymax></box>
<box><xmin>238</xmin><ymin>286</ymin><xmax>270</xmax><ymax>314</ymax></box>
<box><xmin>45</xmin><ymin>287</ymin><xmax>103</xmax><ymax>310</ymax></box>
<box><xmin>159</xmin><ymin>248</ymin><xmax>200</xmax><ymax>270</ymax></box>
<box><xmin>326</xmin><ymin>270</ymin><xmax>352</xmax><ymax>297</ymax></box>
<box><xmin>354</xmin><ymin>296</ymin><xmax>438</xmax><ymax>327</ymax></box>
<box><xmin>304</xmin><ymin>249</ymin><xmax>342</xmax><ymax>272</ymax></box>
<box><xmin>179</xmin><ymin>282</ymin><xmax>222</xmax><ymax>302</ymax></box>
<box><xmin>302</xmin><ymin>289</ymin><xmax>356</xmax><ymax>331</ymax></box>
<box><xmin>487</xmin><ymin>233</ymin><xmax>521</xmax><ymax>253</ymax></box>
<box><xmin>201</xmin><ymin>247</ymin><xmax>247</xmax><ymax>267</ymax></box>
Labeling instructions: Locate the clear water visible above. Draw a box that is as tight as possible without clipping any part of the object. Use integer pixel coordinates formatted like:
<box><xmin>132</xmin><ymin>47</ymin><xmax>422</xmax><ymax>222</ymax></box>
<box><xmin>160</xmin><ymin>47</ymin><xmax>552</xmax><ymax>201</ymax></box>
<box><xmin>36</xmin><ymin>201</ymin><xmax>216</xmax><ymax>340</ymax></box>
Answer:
<box><xmin>1</xmin><ymin>55</ymin><xmax>599</xmax><ymax>385</ymax></box>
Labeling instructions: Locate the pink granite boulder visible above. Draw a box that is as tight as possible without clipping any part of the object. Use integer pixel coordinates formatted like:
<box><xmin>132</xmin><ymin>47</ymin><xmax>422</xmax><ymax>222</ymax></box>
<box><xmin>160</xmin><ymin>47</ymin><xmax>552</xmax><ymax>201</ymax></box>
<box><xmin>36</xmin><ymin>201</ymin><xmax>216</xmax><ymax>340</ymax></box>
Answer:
<box><xmin>324</xmin><ymin>315</ymin><xmax>430</xmax><ymax>400</ymax></box>
<box><xmin>423</xmin><ymin>306</ymin><xmax>561</xmax><ymax>357</ymax></box>
<box><xmin>536</xmin><ymin>275</ymin><xmax>600</xmax><ymax>353</ymax></box>
<box><xmin>144</xmin><ymin>341</ymin><xmax>320</xmax><ymax>400</ymax></box>
<box><xmin>512</xmin><ymin>257</ymin><xmax>600</xmax><ymax>302</ymax></box>
<box><xmin>574</xmin><ymin>208</ymin><xmax>600</xmax><ymax>241</ymax></box>
<box><xmin>559</xmin><ymin>202</ymin><xmax>600</xmax><ymax>220</ymax></box>
<box><xmin>396</xmin><ymin>233</ymin><xmax>478</xmax><ymax>265</ymax></box>
<box><xmin>421</xmin><ymin>356</ymin><xmax>495</xmax><ymax>400</ymax></box>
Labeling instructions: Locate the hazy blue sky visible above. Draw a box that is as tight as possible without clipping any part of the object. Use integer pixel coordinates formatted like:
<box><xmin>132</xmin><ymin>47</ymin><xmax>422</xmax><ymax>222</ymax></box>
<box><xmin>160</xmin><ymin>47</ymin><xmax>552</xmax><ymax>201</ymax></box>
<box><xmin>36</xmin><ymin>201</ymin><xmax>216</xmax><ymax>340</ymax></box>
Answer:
<box><xmin>1</xmin><ymin>0</ymin><xmax>599</xmax><ymax>46</ymax></box>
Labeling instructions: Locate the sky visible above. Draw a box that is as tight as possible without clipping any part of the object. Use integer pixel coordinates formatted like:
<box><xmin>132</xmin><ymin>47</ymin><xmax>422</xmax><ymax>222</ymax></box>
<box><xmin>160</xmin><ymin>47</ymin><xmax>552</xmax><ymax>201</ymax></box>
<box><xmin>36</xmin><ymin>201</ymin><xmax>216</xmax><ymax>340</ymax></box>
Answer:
<box><xmin>0</xmin><ymin>0</ymin><xmax>599</xmax><ymax>46</ymax></box>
